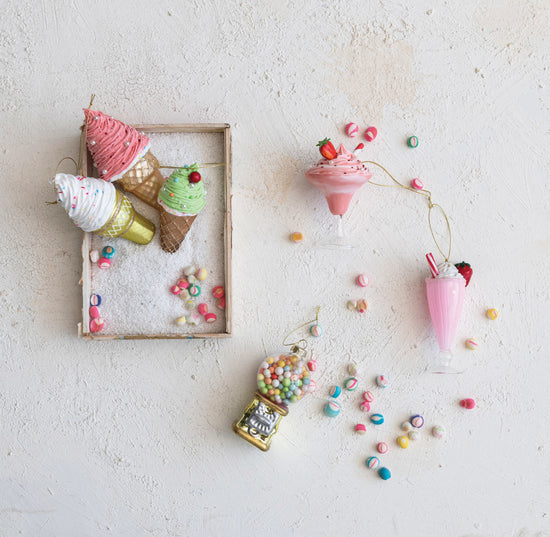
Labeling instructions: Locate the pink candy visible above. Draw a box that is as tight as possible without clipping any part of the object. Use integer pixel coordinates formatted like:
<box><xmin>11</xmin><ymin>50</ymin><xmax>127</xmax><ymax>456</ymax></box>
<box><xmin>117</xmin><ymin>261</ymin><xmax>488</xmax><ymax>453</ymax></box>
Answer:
<box><xmin>356</xmin><ymin>274</ymin><xmax>369</xmax><ymax>287</ymax></box>
<box><xmin>216</xmin><ymin>296</ymin><xmax>226</xmax><ymax>310</ymax></box>
<box><xmin>355</xmin><ymin>423</ymin><xmax>367</xmax><ymax>434</ymax></box>
<box><xmin>359</xmin><ymin>401</ymin><xmax>371</xmax><ymax>412</ymax></box>
<box><xmin>205</xmin><ymin>313</ymin><xmax>217</xmax><ymax>323</ymax></box>
<box><xmin>362</xmin><ymin>390</ymin><xmax>374</xmax><ymax>402</ymax></box>
<box><xmin>171</xmin><ymin>285</ymin><xmax>181</xmax><ymax>295</ymax></box>
<box><xmin>307</xmin><ymin>359</ymin><xmax>317</xmax><ymax>372</ymax></box>
<box><xmin>198</xmin><ymin>303</ymin><xmax>208</xmax><ymax>316</ymax></box>
<box><xmin>345</xmin><ymin>122</ymin><xmax>359</xmax><ymax>137</ymax></box>
<box><xmin>460</xmin><ymin>398</ymin><xmax>476</xmax><ymax>409</ymax></box>
<box><xmin>365</xmin><ymin>126</ymin><xmax>377</xmax><ymax>142</ymax></box>
<box><xmin>212</xmin><ymin>286</ymin><xmax>225</xmax><ymax>298</ymax></box>
<box><xmin>377</xmin><ymin>442</ymin><xmax>388</xmax><ymax>454</ymax></box>
<box><xmin>177</xmin><ymin>278</ymin><xmax>190</xmax><ymax>289</ymax></box>
<box><xmin>97</xmin><ymin>257</ymin><xmax>111</xmax><ymax>269</ymax></box>
<box><xmin>357</xmin><ymin>299</ymin><xmax>368</xmax><ymax>313</ymax></box>
<box><xmin>89</xmin><ymin>318</ymin><xmax>105</xmax><ymax>333</ymax></box>
<box><xmin>411</xmin><ymin>178</ymin><xmax>424</xmax><ymax>190</ymax></box>
<box><xmin>89</xmin><ymin>306</ymin><xmax>100</xmax><ymax>319</ymax></box>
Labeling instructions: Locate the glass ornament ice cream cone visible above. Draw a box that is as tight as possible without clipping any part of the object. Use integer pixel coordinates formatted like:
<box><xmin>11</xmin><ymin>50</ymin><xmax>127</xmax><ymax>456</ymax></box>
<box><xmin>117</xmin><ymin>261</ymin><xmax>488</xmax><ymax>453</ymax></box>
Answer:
<box><xmin>233</xmin><ymin>345</ymin><xmax>315</xmax><ymax>451</ymax></box>
<box><xmin>305</xmin><ymin>141</ymin><xmax>372</xmax><ymax>249</ymax></box>
<box><xmin>425</xmin><ymin>260</ymin><xmax>466</xmax><ymax>373</ymax></box>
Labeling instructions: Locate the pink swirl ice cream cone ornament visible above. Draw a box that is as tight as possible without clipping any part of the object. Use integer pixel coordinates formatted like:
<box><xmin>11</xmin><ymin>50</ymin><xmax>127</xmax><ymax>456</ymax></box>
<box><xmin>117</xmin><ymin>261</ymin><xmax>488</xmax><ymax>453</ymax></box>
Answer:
<box><xmin>305</xmin><ymin>140</ymin><xmax>372</xmax><ymax>216</ymax></box>
<box><xmin>84</xmin><ymin>109</ymin><xmax>166</xmax><ymax>209</ymax></box>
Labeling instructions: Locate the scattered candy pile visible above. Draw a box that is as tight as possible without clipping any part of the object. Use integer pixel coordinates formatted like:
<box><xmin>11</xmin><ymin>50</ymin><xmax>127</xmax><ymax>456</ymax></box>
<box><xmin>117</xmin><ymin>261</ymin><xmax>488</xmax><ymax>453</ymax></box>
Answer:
<box><xmin>347</xmin><ymin>273</ymin><xmax>370</xmax><ymax>314</ymax></box>
<box><xmin>89</xmin><ymin>293</ymin><xmax>105</xmax><ymax>333</ymax></box>
<box><xmin>344</xmin><ymin>122</ymin><xmax>378</xmax><ymax>142</ymax></box>
<box><xmin>169</xmin><ymin>263</ymin><xmax>224</xmax><ymax>327</ymax></box>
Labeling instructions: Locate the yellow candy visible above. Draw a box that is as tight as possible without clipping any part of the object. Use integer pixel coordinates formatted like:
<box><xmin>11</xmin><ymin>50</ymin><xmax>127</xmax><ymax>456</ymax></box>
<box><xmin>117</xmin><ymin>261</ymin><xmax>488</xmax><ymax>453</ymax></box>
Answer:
<box><xmin>267</xmin><ymin>357</ymin><xmax>274</xmax><ymax>364</ymax></box>
<box><xmin>486</xmin><ymin>308</ymin><xmax>499</xmax><ymax>320</ymax></box>
<box><xmin>397</xmin><ymin>436</ymin><xmax>409</xmax><ymax>449</ymax></box>
<box><xmin>278</xmin><ymin>360</ymin><xmax>285</xmax><ymax>367</ymax></box>
<box><xmin>290</xmin><ymin>232</ymin><xmax>304</xmax><ymax>243</ymax></box>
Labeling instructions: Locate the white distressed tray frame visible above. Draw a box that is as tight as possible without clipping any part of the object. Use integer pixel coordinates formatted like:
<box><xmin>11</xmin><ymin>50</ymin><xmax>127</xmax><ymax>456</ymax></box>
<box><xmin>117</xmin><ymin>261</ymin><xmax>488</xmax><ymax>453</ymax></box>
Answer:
<box><xmin>78</xmin><ymin>124</ymin><xmax>232</xmax><ymax>340</ymax></box>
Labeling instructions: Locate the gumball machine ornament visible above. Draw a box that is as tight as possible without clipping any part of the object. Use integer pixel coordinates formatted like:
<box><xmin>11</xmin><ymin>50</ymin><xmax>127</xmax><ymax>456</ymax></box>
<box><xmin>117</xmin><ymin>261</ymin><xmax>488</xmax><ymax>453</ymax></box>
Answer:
<box><xmin>233</xmin><ymin>309</ymin><xmax>321</xmax><ymax>452</ymax></box>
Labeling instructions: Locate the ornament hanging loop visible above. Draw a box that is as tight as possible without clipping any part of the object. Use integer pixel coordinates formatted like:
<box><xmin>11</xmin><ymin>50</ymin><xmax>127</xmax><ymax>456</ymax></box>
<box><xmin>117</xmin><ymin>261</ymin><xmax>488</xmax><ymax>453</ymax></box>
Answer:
<box><xmin>282</xmin><ymin>306</ymin><xmax>321</xmax><ymax>351</ymax></box>
<box><xmin>428</xmin><ymin>202</ymin><xmax>452</xmax><ymax>262</ymax></box>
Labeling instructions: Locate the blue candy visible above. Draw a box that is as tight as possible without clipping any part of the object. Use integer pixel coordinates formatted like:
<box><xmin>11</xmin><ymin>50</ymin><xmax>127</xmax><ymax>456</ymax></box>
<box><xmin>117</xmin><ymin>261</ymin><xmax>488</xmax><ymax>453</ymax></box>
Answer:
<box><xmin>101</xmin><ymin>246</ymin><xmax>115</xmax><ymax>259</ymax></box>
<box><xmin>90</xmin><ymin>294</ymin><xmax>102</xmax><ymax>306</ymax></box>
<box><xmin>378</xmin><ymin>467</ymin><xmax>391</xmax><ymax>480</ymax></box>
<box><xmin>370</xmin><ymin>413</ymin><xmax>384</xmax><ymax>425</ymax></box>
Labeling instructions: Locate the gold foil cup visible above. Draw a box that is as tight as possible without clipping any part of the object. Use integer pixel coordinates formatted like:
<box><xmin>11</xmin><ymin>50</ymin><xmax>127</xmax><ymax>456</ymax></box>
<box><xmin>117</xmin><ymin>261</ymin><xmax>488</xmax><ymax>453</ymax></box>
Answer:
<box><xmin>118</xmin><ymin>150</ymin><xmax>165</xmax><ymax>209</ymax></box>
<box><xmin>95</xmin><ymin>190</ymin><xmax>155</xmax><ymax>245</ymax></box>
<box><xmin>233</xmin><ymin>392</ymin><xmax>288</xmax><ymax>452</ymax></box>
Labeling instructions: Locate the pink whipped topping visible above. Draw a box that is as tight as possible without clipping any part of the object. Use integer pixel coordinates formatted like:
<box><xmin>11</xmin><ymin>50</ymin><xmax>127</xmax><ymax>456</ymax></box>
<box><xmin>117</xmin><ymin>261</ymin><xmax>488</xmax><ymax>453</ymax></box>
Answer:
<box><xmin>307</xmin><ymin>144</ymin><xmax>370</xmax><ymax>177</ymax></box>
<box><xmin>84</xmin><ymin>109</ymin><xmax>151</xmax><ymax>182</ymax></box>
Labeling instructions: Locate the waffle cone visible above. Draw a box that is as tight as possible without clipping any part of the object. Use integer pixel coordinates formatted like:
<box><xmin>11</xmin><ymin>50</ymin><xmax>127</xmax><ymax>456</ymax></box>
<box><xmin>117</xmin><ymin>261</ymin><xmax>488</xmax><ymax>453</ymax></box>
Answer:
<box><xmin>95</xmin><ymin>190</ymin><xmax>155</xmax><ymax>245</ymax></box>
<box><xmin>159</xmin><ymin>210</ymin><xmax>197</xmax><ymax>253</ymax></box>
<box><xmin>117</xmin><ymin>150</ymin><xmax>165</xmax><ymax>209</ymax></box>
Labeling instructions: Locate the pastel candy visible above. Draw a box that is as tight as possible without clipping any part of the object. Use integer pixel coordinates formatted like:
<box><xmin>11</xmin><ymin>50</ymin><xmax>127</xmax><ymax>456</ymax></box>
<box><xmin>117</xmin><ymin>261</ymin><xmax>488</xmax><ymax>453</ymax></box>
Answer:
<box><xmin>362</xmin><ymin>390</ymin><xmax>374</xmax><ymax>402</ymax></box>
<box><xmin>410</xmin><ymin>415</ymin><xmax>424</xmax><ymax>428</ymax></box>
<box><xmin>329</xmin><ymin>385</ymin><xmax>342</xmax><ymax>398</ymax></box>
<box><xmin>310</xmin><ymin>324</ymin><xmax>322</xmax><ymax>337</ymax></box>
<box><xmin>187</xmin><ymin>275</ymin><xmax>197</xmax><ymax>285</ymax></box>
<box><xmin>407</xmin><ymin>135</ymin><xmax>419</xmax><ymax>148</ymax></box>
<box><xmin>195</xmin><ymin>267</ymin><xmax>208</xmax><ymax>281</ymax></box>
<box><xmin>89</xmin><ymin>250</ymin><xmax>99</xmax><ymax>263</ymax></box>
<box><xmin>205</xmin><ymin>313</ymin><xmax>217</xmax><ymax>323</ymax></box>
<box><xmin>397</xmin><ymin>435</ymin><xmax>409</xmax><ymax>449</ymax></box>
<box><xmin>290</xmin><ymin>232</ymin><xmax>304</xmax><ymax>243</ymax></box>
<box><xmin>370</xmin><ymin>413</ymin><xmax>384</xmax><ymax>425</ymax></box>
<box><xmin>344</xmin><ymin>377</ymin><xmax>358</xmax><ymax>391</ymax></box>
<box><xmin>89</xmin><ymin>317</ymin><xmax>105</xmax><ymax>333</ymax></box>
<box><xmin>357</xmin><ymin>299</ymin><xmax>368</xmax><ymax>313</ymax></box>
<box><xmin>408</xmin><ymin>430</ymin><xmax>420</xmax><ymax>441</ymax></box>
<box><xmin>186</xmin><ymin>300</ymin><xmax>196</xmax><ymax>309</ymax></box>
<box><xmin>345</xmin><ymin>122</ymin><xmax>359</xmax><ymax>137</ymax></box>
<box><xmin>356</xmin><ymin>274</ymin><xmax>369</xmax><ymax>287</ymax></box>
<box><xmin>179</xmin><ymin>289</ymin><xmax>190</xmax><ymax>300</ymax></box>
<box><xmin>101</xmin><ymin>245</ymin><xmax>115</xmax><ymax>258</ymax></box>
<box><xmin>460</xmin><ymin>398</ymin><xmax>476</xmax><ymax>409</ymax></box>
<box><xmin>198</xmin><ymin>303</ymin><xmax>208</xmax><ymax>315</ymax></box>
<box><xmin>348</xmin><ymin>362</ymin><xmax>359</xmax><ymax>375</ymax></box>
<box><xmin>359</xmin><ymin>401</ymin><xmax>371</xmax><ymax>412</ymax></box>
<box><xmin>171</xmin><ymin>285</ymin><xmax>181</xmax><ymax>295</ymax></box>
<box><xmin>466</xmin><ymin>338</ymin><xmax>478</xmax><ymax>350</ymax></box>
<box><xmin>189</xmin><ymin>284</ymin><xmax>201</xmax><ymax>297</ymax></box>
<box><xmin>347</xmin><ymin>300</ymin><xmax>358</xmax><ymax>311</ymax></box>
<box><xmin>324</xmin><ymin>400</ymin><xmax>341</xmax><ymax>417</ymax></box>
<box><xmin>432</xmin><ymin>425</ymin><xmax>446</xmax><ymax>439</ymax></box>
<box><xmin>177</xmin><ymin>278</ymin><xmax>189</xmax><ymax>289</ymax></box>
<box><xmin>366</xmin><ymin>456</ymin><xmax>380</xmax><ymax>469</ymax></box>
<box><xmin>355</xmin><ymin>423</ymin><xmax>367</xmax><ymax>435</ymax></box>
<box><xmin>183</xmin><ymin>265</ymin><xmax>196</xmax><ymax>276</ymax></box>
<box><xmin>89</xmin><ymin>306</ymin><xmax>100</xmax><ymax>319</ymax></box>
<box><xmin>216</xmin><ymin>297</ymin><xmax>226</xmax><ymax>309</ymax></box>
<box><xmin>378</xmin><ymin>467</ymin><xmax>391</xmax><ymax>480</ymax></box>
<box><xmin>175</xmin><ymin>316</ymin><xmax>187</xmax><ymax>326</ymax></box>
<box><xmin>411</xmin><ymin>178</ymin><xmax>424</xmax><ymax>190</ymax></box>
<box><xmin>486</xmin><ymin>308</ymin><xmax>499</xmax><ymax>320</ymax></box>
<box><xmin>364</xmin><ymin>126</ymin><xmax>377</xmax><ymax>142</ymax></box>
<box><xmin>308</xmin><ymin>380</ymin><xmax>317</xmax><ymax>392</ymax></box>
<box><xmin>90</xmin><ymin>294</ymin><xmax>102</xmax><ymax>306</ymax></box>
<box><xmin>97</xmin><ymin>257</ymin><xmax>111</xmax><ymax>269</ymax></box>
<box><xmin>376</xmin><ymin>375</ymin><xmax>388</xmax><ymax>388</ymax></box>
<box><xmin>187</xmin><ymin>313</ymin><xmax>201</xmax><ymax>325</ymax></box>
<box><xmin>377</xmin><ymin>442</ymin><xmax>388</xmax><ymax>454</ymax></box>
<box><xmin>400</xmin><ymin>421</ymin><xmax>412</xmax><ymax>432</ymax></box>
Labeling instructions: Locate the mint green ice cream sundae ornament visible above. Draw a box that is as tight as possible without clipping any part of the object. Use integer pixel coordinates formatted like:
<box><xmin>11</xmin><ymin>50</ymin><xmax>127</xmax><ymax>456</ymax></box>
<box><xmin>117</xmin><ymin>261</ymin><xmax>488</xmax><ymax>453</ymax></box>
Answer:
<box><xmin>157</xmin><ymin>164</ymin><xmax>206</xmax><ymax>253</ymax></box>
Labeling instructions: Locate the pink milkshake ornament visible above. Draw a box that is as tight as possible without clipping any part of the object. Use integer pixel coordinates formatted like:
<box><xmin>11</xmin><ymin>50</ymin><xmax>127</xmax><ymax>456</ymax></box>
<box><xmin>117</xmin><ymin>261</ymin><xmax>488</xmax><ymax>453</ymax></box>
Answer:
<box><xmin>305</xmin><ymin>140</ymin><xmax>372</xmax><ymax>249</ymax></box>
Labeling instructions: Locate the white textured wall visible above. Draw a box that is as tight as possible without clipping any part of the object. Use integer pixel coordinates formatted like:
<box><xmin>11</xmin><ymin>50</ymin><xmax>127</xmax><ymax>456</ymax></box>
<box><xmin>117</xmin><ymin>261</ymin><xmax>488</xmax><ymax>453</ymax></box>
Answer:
<box><xmin>2</xmin><ymin>1</ymin><xmax>550</xmax><ymax>536</ymax></box>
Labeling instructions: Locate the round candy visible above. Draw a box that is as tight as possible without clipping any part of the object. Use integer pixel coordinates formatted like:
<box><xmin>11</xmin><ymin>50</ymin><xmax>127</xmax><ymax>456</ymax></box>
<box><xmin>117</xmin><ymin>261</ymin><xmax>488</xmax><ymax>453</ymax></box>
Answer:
<box><xmin>366</xmin><ymin>456</ymin><xmax>380</xmax><ymax>470</ymax></box>
<box><xmin>187</xmin><ymin>313</ymin><xmax>200</xmax><ymax>325</ymax></box>
<box><xmin>347</xmin><ymin>300</ymin><xmax>358</xmax><ymax>311</ymax></box>
<box><xmin>307</xmin><ymin>359</ymin><xmax>317</xmax><ymax>372</ymax></box>
<box><xmin>345</xmin><ymin>122</ymin><xmax>359</xmax><ymax>137</ymax></box>
<box><xmin>216</xmin><ymin>296</ymin><xmax>226</xmax><ymax>310</ymax></box>
<box><xmin>376</xmin><ymin>375</ymin><xmax>388</xmax><ymax>388</ymax></box>
<box><xmin>170</xmin><ymin>285</ymin><xmax>181</xmax><ymax>295</ymax></box>
<box><xmin>177</xmin><ymin>278</ymin><xmax>189</xmax><ymax>289</ymax></box>
<box><xmin>195</xmin><ymin>267</ymin><xmax>208</xmax><ymax>281</ymax></box>
<box><xmin>355</xmin><ymin>423</ymin><xmax>367</xmax><ymax>435</ymax></box>
<box><xmin>407</xmin><ymin>135</ymin><xmax>419</xmax><ymax>148</ymax></box>
<box><xmin>411</xmin><ymin>178</ymin><xmax>424</xmax><ymax>190</ymax></box>
<box><xmin>89</xmin><ymin>306</ymin><xmax>100</xmax><ymax>319</ymax></box>
<box><xmin>97</xmin><ymin>257</ymin><xmax>111</xmax><ymax>269</ymax></box>
<box><xmin>410</xmin><ymin>415</ymin><xmax>424</xmax><ymax>428</ymax></box>
<box><xmin>370</xmin><ymin>413</ymin><xmax>384</xmax><ymax>425</ymax></box>
<box><xmin>486</xmin><ymin>308</ymin><xmax>499</xmax><ymax>320</ymax></box>
<box><xmin>329</xmin><ymin>385</ymin><xmax>341</xmax><ymax>398</ymax></box>
<box><xmin>460</xmin><ymin>398</ymin><xmax>476</xmax><ymax>409</ymax></box>
<box><xmin>175</xmin><ymin>316</ymin><xmax>187</xmax><ymax>326</ymax></box>
<box><xmin>378</xmin><ymin>467</ymin><xmax>391</xmax><ymax>480</ymax></box>
<box><xmin>400</xmin><ymin>421</ymin><xmax>412</xmax><ymax>432</ymax></box>
<box><xmin>324</xmin><ymin>400</ymin><xmax>341</xmax><ymax>418</ymax></box>
<box><xmin>189</xmin><ymin>171</ymin><xmax>202</xmax><ymax>183</ymax></box>
<box><xmin>432</xmin><ymin>425</ymin><xmax>446</xmax><ymax>439</ymax></box>
<box><xmin>89</xmin><ymin>317</ymin><xmax>105</xmax><ymax>333</ymax></box>
<box><xmin>466</xmin><ymin>338</ymin><xmax>478</xmax><ymax>350</ymax></box>
<box><xmin>259</xmin><ymin>353</ymin><xmax>312</xmax><ymax>405</ymax></box>
<box><xmin>101</xmin><ymin>245</ymin><xmax>115</xmax><ymax>259</ymax></box>
<box><xmin>356</xmin><ymin>274</ymin><xmax>369</xmax><ymax>287</ymax></box>
<box><xmin>205</xmin><ymin>313</ymin><xmax>217</xmax><ymax>323</ymax></box>
<box><xmin>362</xmin><ymin>390</ymin><xmax>374</xmax><ymax>402</ymax></box>
<box><xmin>364</xmin><ymin>126</ymin><xmax>378</xmax><ymax>142</ymax></box>
<box><xmin>197</xmin><ymin>303</ymin><xmax>208</xmax><ymax>316</ymax></box>
<box><xmin>397</xmin><ymin>435</ymin><xmax>409</xmax><ymax>449</ymax></box>
<box><xmin>377</xmin><ymin>442</ymin><xmax>388</xmax><ymax>454</ymax></box>
<box><xmin>89</xmin><ymin>250</ymin><xmax>99</xmax><ymax>263</ymax></box>
<box><xmin>189</xmin><ymin>284</ymin><xmax>201</xmax><ymax>297</ymax></box>
<box><xmin>344</xmin><ymin>377</ymin><xmax>358</xmax><ymax>391</ymax></box>
<box><xmin>308</xmin><ymin>380</ymin><xmax>317</xmax><ymax>392</ymax></box>
<box><xmin>408</xmin><ymin>430</ymin><xmax>420</xmax><ymax>442</ymax></box>
<box><xmin>187</xmin><ymin>275</ymin><xmax>197</xmax><ymax>285</ymax></box>
<box><xmin>212</xmin><ymin>286</ymin><xmax>225</xmax><ymax>298</ymax></box>
<box><xmin>183</xmin><ymin>265</ymin><xmax>196</xmax><ymax>276</ymax></box>
<box><xmin>90</xmin><ymin>294</ymin><xmax>102</xmax><ymax>306</ymax></box>
<box><xmin>357</xmin><ymin>299</ymin><xmax>368</xmax><ymax>313</ymax></box>
<box><xmin>290</xmin><ymin>232</ymin><xmax>304</xmax><ymax>243</ymax></box>
<box><xmin>310</xmin><ymin>324</ymin><xmax>322</xmax><ymax>337</ymax></box>
<box><xmin>348</xmin><ymin>362</ymin><xmax>359</xmax><ymax>376</ymax></box>
<box><xmin>186</xmin><ymin>300</ymin><xmax>196</xmax><ymax>310</ymax></box>
<box><xmin>179</xmin><ymin>289</ymin><xmax>190</xmax><ymax>300</ymax></box>
<box><xmin>359</xmin><ymin>401</ymin><xmax>371</xmax><ymax>412</ymax></box>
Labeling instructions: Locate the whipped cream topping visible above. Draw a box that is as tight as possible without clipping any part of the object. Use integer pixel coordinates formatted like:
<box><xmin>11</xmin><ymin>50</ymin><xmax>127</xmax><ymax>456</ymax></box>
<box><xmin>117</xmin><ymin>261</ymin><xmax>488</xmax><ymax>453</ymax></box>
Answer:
<box><xmin>53</xmin><ymin>173</ymin><xmax>116</xmax><ymax>232</ymax></box>
<box><xmin>436</xmin><ymin>262</ymin><xmax>463</xmax><ymax>279</ymax></box>
<box><xmin>309</xmin><ymin>144</ymin><xmax>369</xmax><ymax>175</ymax></box>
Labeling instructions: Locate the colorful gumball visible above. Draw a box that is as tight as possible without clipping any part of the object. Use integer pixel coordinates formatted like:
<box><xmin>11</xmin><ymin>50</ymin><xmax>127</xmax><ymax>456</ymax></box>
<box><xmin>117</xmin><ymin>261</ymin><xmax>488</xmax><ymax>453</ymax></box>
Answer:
<box><xmin>179</xmin><ymin>289</ymin><xmax>190</xmax><ymax>300</ymax></box>
<box><xmin>187</xmin><ymin>313</ymin><xmax>201</xmax><ymax>325</ymax></box>
<box><xmin>401</xmin><ymin>421</ymin><xmax>412</xmax><ymax>432</ymax></box>
<box><xmin>183</xmin><ymin>265</ymin><xmax>196</xmax><ymax>276</ymax></box>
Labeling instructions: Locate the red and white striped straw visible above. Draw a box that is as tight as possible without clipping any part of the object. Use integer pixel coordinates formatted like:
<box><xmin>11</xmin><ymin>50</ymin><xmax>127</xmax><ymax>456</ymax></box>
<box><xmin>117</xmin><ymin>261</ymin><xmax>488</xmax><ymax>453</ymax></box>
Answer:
<box><xmin>426</xmin><ymin>253</ymin><xmax>439</xmax><ymax>278</ymax></box>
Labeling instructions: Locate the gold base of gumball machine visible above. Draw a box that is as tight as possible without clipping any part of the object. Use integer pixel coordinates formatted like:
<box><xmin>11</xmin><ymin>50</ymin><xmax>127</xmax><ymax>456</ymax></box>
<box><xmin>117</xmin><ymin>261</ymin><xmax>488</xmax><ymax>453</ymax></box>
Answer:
<box><xmin>232</xmin><ymin>392</ymin><xmax>289</xmax><ymax>452</ymax></box>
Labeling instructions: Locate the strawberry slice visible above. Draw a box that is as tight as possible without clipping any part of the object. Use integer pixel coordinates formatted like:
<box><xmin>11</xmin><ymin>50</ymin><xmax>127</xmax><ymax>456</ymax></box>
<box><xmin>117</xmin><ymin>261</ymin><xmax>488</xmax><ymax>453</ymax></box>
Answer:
<box><xmin>317</xmin><ymin>138</ymin><xmax>337</xmax><ymax>160</ymax></box>
<box><xmin>455</xmin><ymin>262</ymin><xmax>473</xmax><ymax>286</ymax></box>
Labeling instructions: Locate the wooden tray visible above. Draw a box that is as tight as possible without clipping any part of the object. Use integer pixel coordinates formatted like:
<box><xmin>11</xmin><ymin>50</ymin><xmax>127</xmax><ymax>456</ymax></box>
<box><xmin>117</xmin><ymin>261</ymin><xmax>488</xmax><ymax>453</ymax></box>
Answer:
<box><xmin>78</xmin><ymin>124</ymin><xmax>232</xmax><ymax>339</ymax></box>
